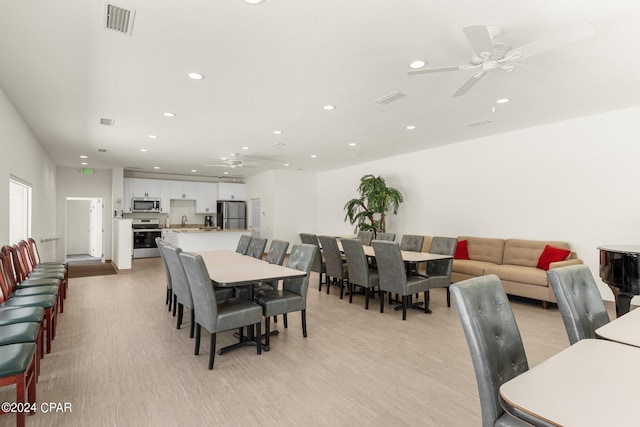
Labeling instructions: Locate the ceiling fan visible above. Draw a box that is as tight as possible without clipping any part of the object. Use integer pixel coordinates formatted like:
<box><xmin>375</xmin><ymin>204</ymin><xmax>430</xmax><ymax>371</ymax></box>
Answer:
<box><xmin>408</xmin><ymin>23</ymin><xmax>595</xmax><ymax>97</ymax></box>
<box><xmin>205</xmin><ymin>153</ymin><xmax>259</xmax><ymax>169</ymax></box>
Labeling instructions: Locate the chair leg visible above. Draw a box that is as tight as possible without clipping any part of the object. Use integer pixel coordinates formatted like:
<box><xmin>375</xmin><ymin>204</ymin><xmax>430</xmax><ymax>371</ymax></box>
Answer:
<box><xmin>340</xmin><ymin>279</ymin><xmax>345</xmax><ymax>300</ymax></box>
<box><xmin>327</xmin><ymin>277</ymin><xmax>331</xmax><ymax>295</ymax></box>
<box><xmin>348</xmin><ymin>282</ymin><xmax>353</xmax><ymax>304</ymax></box>
<box><xmin>424</xmin><ymin>291</ymin><xmax>429</xmax><ymax>313</ymax></box>
<box><xmin>16</xmin><ymin>372</ymin><xmax>26</xmax><ymax>427</ymax></box>
<box><xmin>273</xmin><ymin>315</ymin><xmax>277</xmax><ymax>324</ymax></box>
<box><xmin>166</xmin><ymin>288</ymin><xmax>170</xmax><ymax>305</ymax></box>
<box><xmin>402</xmin><ymin>295</ymin><xmax>407</xmax><ymax>320</ymax></box>
<box><xmin>194</xmin><ymin>324</ymin><xmax>201</xmax><ymax>355</ymax></box>
<box><xmin>172</xmin><ymin>294</ymin><xmax>177</xmax><ymax>316</ymax></box>
<box><xmin>189</xmin><ymin>309</ymin><xmax>195</xmax><ymax>339</ymax></box>
<box><xmin>380</xmin><ymin>291</ymin><xmax>385</xmax><ymax>313</ymax></box>
<box><xmin>208</xmin><ymin>333</ymin><xmax>217</xmax><ymax>370</ymax></box>
<box><xmin>446</xmin><ymin>286</ymin><xmax>451</xmax><ymax>307</ymax></box>
<box><xmin>256</xmin><ymin>322</ymin><xmax>262</xmax><ymax>355</ymax></box>
<box><xmin>44</xmin><ymin>309</ymin><xmax>52</xmax><ymax>354</ymax></box>
<box><xmin>176</xmin><ymin>303</ymin><xmax>183</xmax><ymax>329</ymax></box>
<box><xmin>301</xmin><ymin>309</ymin><xmax>307</xmax><ymax>338</ymax></box>
<box><xmin>265</xmin><ymin>316</ymin><xmax>271</xmax><ymax>347</ymax></box>
<box><xmin>365</xmin><ymin>288</ymin><xmax>370</xmax><ymax>310</ymax></box>
<box><xmin>283</xmin><ymin>313</ymin><xmax>288</xmax><ymax>329</ymax></box>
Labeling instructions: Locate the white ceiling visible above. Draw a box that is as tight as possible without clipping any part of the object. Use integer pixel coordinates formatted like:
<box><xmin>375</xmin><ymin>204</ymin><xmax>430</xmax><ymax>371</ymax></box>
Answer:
<box><xmin>1</xmin><ymin>1</ymin><xmax>640</xmax><ymax>179</ymax></box>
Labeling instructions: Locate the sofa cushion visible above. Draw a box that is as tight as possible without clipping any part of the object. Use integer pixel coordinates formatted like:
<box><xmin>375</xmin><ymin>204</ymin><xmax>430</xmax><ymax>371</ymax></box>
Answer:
<box><xmin>536</xmin><ymin>245</ymin><xmax>571</xmax><ymax>270</ymax></box>
<box><xmin>454</xmin><ymin>240</ymin><xmax>469</xmax><ymax>259</ymax></box>
<box><xmin>502</xmin><ymin>239</ymin><xmax>571</xmax><ymax>268</ymax></box>
<box><xmin>452</xmin><ymin>259</ymin><xmax>498</xmax><ymax>277</ymax></box>
<box><xmin>484</xmin><ymin>264</ymin><xmax>549</xmax><ymax>287</ymax></box>
<box><xmin>458</xmin><ymin>236</ymin><xmax>505</xmax><ymax>265</ymax></box>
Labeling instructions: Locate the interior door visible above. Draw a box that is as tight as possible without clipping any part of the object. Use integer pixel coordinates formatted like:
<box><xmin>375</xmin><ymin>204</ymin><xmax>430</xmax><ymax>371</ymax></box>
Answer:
<box><xmin>89</xmin><ymin>198</ymin><xmax>103</xmax><ymax>258</ymax></box>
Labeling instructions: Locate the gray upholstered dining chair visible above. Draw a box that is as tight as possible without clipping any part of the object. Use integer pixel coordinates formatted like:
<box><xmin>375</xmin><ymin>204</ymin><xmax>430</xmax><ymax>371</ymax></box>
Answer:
<box><xmin>423</xmin><ymin>236</ymin><xmax>457</xmax><ymax>311</ymax></box>
<box><xmin>256</xmin><ymin>244</ymin><xmax>317</xmax><ymax>348</ymax></box>
<box><xmin>341</xmin><ymin>238</ymin><xmax>379</xmax><ymax>309</ymax></box>
<box><xmin>317</xmin><ymin>235</ymin><xmax>348</xmax><ymax>298</ymax></box>
<box><xmin>235</xmin><ymin>234</ymin><xmax>252</xmax><ymax>255</ymax></box>
<box><xmin>372</xmin><ymin>240</ymin><xmax>432</xmax><ymax>320</ymax></box>
<box><xmin>254</xmin><ymin>239</ymin><xmax>290</xmax><ymax>294</ymax></box>
<box><xmin>156</xmin><ymin>238</ymin><xmax>174</xmax><ymax>314</ymax></box>
<box><xmin>161</xmin><ymin>243</ymin><xmax>235</xmax><ymax>338</ymax></box>
<box><xmin>547</xmin><ymin>264</ymin><xmax>610</xmax><ymax>345</ymax></box>
<box><xmin>399</xmin><ymin>234</ymin><xmax>424</xmax><ymax>252</ymax></box>
<box><xmin>299</xmin><ymin>233</ymin><xmax>326</xmax><ymax>290</ymax></box>
<box><xmin>246</xmin><ymin>237</ymin><xmax>268</xmax><ymax>259</ymax></box>
<box><xmin>356</xmin><ymin>230</ymin><xmax>374</xmax><ymax>246</ymax></box>
<box><xmin>178</xmin><ymin>251</ymin><xmax>263</xmax><ymax>370</ymax></box>
<box><xmin>450</xmin><ymin>275</ymin><xmax>532</xmax><ymax>427</ymax></box>
<box><xmin>374</xmin><ymin>232</ymin><xmax>395</xmax><ymax>241</ymax></box>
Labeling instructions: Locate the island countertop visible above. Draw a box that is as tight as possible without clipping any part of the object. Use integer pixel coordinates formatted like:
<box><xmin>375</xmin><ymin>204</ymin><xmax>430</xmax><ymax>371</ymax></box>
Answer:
<box><xmin>161</xmin><ymin>228</ymin><xmax>251</xmax><ymax>251</ymax></box>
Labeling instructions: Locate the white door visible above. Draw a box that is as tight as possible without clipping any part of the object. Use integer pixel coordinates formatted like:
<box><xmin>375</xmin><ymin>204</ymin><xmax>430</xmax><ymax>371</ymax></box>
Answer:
<box><xmin>89</xmin><ymin>198</ymin><xmax>103</xmax><ymax>258</ymax></box>
<box><xmin>251</xmin><ymin>198</ymin><xmax>261</xmax><ymax>237</ymax></box>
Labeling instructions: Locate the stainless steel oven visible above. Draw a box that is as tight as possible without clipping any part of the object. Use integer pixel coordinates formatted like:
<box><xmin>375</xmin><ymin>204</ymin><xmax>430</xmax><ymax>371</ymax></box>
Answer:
<box><xmin>132</xmin><ymin>218</ymin><xmax>161</xmax><ymax>258</ymax></box>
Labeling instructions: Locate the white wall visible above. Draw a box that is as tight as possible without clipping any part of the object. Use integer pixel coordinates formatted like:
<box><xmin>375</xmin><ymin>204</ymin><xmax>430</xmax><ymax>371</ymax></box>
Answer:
<box><xmin>56</xmin><ymin>167</ymin><xmax>113</xmax><ymax>261</ymax></box>
<box><xmin>0</xmin><ymin>87</ymin><xmax>58</xmax><ymax>260</ymax></box>
<box><xmin>246</xmin><ymin>170</ymin><xmax>317</xmax><ymax>249</ymax></box>
<box><xmin>315</xmin><ymin>105</ymin><xmax>640</xmax><ymax>302</ymax></box>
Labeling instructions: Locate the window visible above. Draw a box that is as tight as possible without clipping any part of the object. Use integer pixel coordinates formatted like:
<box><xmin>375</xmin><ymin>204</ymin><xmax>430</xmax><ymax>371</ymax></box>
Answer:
<box><xmin>9</xmin><ymin>177</ymin><xmax>32</xmax><ymax>244</ymax></box>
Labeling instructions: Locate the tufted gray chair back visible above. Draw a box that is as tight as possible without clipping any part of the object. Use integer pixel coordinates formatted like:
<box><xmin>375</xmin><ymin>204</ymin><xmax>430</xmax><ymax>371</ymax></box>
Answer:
<box><xmin>374</xmin><ymin>232</ymin><xmax>395</xmax><ymax>242</ymax></box>
<box><xmin>356</xmin><ymin>231</ymin><xmax>374</xmax><ymax>246</ymax></box>
<box><xmin>341</xmin><ymin>239</ymin><xmax>371</xmax><ymax>288</ymax></box>
<box><xmin>161</xmin><ymin>243</ymin><xmax>194</xmax><ymax>310</ymax></box>
<box><xmin>282</xmin><ymin>244</ymin><xmax>317</xmax><ymax>304</ymax></box>
<box><xmin>265</xmin><ymin>240</ymin><xmax>289</xmax><ymax>266</ymax></box>
<box><xmin>450</xmin><ymin>275</ymin><xmax>529</xmax><ymax>427</ymax></box>
<box><xmin>299</xmin><ymin>233</ymin><xmax>323</xmax><ymax>273</ymax></box>
<box><xmin>372</xmin><ymin>241</ymin><xmax>406</xmax><ymax>295</ymax></box>
<box><xmin>178</xmin><ymin>252</ymin><xmax>219</xmax><ymax>332</ymax></box>
<box><xmin>156</xmin><ymin>238</ymin><xmax>172</xmax><ymax>291</ymax></box>
<box><xmin>426</xmin><ymin>237</ymin><xmax>457</xmax><ymax>286</ymax></box>
<box><xmin>400</xmin><ymin>234</ymin><xmax>424</xmax><ymax>252</ymax></box>
<box><xmin>547</xmin><ymin>265</ymin><xmax>610</xmax><ymax>345</ymax></box>
<box><xmin>318</xmin><ymin>236</ymin><xmax>347</xmax><ymax>281</ymax></box>
<box><xmin>236</xmin><ymin>235</ymin><xmax>252</xmax><ymax>255</ymax></box>
<box><xmin>246</xmin><ymin>237</ymin><xmax>267</xmax><ymax>259</ymax></box>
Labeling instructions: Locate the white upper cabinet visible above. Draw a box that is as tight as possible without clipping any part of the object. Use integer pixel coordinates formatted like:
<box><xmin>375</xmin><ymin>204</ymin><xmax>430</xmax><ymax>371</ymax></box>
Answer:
<box><xmin>168</xmin><ymin>180</ymin><xmax>196</xmax><ymax>200</ymax></box>
<box><xmin>217</xmin><ymin>183</ymin><xmax>246</xmax><ymax>201</ymax></box>
<box><xmin>130</xmin><ymin>178</ymin><xmax>162</xmax><ymax>198</ymax></box>
<box><xmin>195</xmin><ymin>182</ymin><xmax>218</xmax><ymax>213</ymax></box>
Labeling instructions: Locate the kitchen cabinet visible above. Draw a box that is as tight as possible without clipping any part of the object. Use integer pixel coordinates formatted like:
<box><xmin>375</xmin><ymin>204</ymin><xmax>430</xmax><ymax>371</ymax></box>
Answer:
<box><xmin>195</xmin><ymin>182</ymin><xmax>217</xmax><ymax>214</ymax></box>
<box><xmin>124</xmin><ymin>178</ymin><xmax>169</xmax><ymax>213</ymax></box>
<box><xmin>169</xmin><ymin>180</ymin><xmax>196</xmax><ymax>200</ymax></box>
<box><xmin>217</xmin><ymin>183</ymin><xmax>246</xmax><ymax>201</ymax></box>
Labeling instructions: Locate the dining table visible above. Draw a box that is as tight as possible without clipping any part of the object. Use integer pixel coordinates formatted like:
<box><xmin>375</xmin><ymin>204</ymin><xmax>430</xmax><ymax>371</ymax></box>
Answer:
<box><xmin>499</xmin><ymin>339</ymin><xmax>640</xmax><ymax>426</ymax></box>
<box><xmin>595</xmin><ymin>307</ymin><xmax>640</xmax><ymax>347</ymax></box>
<box><xmin>196</xmin><ymin>250</ymin><xmax>307</xmax><ymax>353</ymax></box>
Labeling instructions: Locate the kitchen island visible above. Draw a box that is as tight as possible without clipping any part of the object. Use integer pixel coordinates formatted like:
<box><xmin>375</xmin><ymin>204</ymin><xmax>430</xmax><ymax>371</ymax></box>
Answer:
<box><xmin>161</xmin><ymin>228</ymin><xmax>252</xmax><ymax>252</ymax></box>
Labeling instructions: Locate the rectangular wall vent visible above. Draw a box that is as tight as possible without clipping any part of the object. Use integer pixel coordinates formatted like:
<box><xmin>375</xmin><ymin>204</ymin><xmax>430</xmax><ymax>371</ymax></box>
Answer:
<box><xmin>100</xmin><ymin>118</ymin><xmax>115</xmax><ymax>126</ymax></box>
<box><xmin>104</xmin><ymin>4</ymin><xmax>136</xmax><ymax>36</ymax></box>
<box><xmin>374</xmin><ymin>91</ymin><xmax>406</xmax><ymax>105</ymax></box>
<box><xmin>466</xmin><ymin>120</ymin><xmax>492</xmax><ymax>127</ymax></box>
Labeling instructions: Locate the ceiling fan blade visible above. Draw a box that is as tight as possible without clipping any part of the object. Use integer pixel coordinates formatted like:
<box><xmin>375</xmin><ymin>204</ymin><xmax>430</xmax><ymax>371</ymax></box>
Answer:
<box><xmin>463</xmin><ymin>25</ymin><xmax>495</xmax><ymax>58</ymax></box>
<box><xmin>407</xmin><ymin>65</ymin><xmax>465</xmax><ymax>76</ymax></box>
<box><xmin>452</xmin><ymin>71</ymin><xmax>486</xmax><ymax>97</ymax></box>
<box><xmin>506</xmin><ymin>22</ymin><xmax>594</xmax><ymax>61</ymax></box>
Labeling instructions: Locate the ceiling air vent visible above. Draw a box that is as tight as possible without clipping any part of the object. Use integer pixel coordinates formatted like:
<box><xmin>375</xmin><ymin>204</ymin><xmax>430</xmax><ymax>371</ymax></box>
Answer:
<box><xmin>100</xmin><ymin>118</ymin><xmax>115</xmax><ymax>126</ymax></box>
<box><xmin>270</xmin><ymin>143</ymin><xmax>286</xmax><ymax>149</ymax></box>
<box><xmin>104</xmin><ymin>4</ymin><xmax>136</xmax><ymax>36</ymax></box>
<box><xmin>374</xmin><ymin>91</ymin><xmax>406</xmax><ymax>105</ymax></box>
<box><xmin>466</xmin><ymin>120</ymin><xmax>492</xmax><ymax>127</ymax></box>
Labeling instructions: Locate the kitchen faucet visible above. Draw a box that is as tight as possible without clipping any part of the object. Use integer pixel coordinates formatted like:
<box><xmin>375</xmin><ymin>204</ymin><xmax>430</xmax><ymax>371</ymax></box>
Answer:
<box><xmin>181</xmin><ymin>215</ymin><xmax>187</xmax><ymax>226</ymax></box>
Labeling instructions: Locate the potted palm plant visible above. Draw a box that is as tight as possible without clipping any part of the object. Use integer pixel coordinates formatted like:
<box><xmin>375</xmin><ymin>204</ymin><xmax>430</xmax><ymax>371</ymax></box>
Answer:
<box><xmin>343</xmin><ymin>174</ymin><xmax>404</xmax><ymax>236</ymax></box>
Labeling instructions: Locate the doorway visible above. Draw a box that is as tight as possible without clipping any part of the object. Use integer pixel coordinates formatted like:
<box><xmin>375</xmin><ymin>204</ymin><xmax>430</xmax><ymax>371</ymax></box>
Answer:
<box><xmin>66</xmin><ymin>197</ymin><xmax>103</xmax><ymax>263</ymax></box>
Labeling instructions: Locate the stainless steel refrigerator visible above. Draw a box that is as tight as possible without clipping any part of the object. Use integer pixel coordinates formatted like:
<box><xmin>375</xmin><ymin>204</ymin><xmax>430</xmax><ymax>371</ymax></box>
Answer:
<box><xmin>216</xmin><ymin>201</ymin><xmax>246</xmax><ymax>230</ymax></box>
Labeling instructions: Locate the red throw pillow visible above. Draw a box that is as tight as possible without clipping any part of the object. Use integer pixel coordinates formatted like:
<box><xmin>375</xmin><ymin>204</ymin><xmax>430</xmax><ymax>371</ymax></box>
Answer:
<box><xmin>454</xmin><ymin>240</ymin><xmax>469</xmax><ymax>260</ymax></box>
<box><xmin>536</xmin><ymin>245</ymin><xmax>571</xmax><ymax>270</ymax></box>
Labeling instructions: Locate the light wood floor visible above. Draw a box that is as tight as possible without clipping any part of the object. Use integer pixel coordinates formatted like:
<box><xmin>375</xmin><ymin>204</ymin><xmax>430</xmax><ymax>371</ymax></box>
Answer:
<box><xmin>0</xmin><ymin>257</ymin><xmax>602</xmax><ymax>426</ymax></box>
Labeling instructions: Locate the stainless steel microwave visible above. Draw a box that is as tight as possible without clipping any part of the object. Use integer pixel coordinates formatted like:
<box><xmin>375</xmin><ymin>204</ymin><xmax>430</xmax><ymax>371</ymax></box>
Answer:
<box><xmin>132</xmin><ymin>198</ymin><xmax>161</xmax><ymax>212</ymax></box>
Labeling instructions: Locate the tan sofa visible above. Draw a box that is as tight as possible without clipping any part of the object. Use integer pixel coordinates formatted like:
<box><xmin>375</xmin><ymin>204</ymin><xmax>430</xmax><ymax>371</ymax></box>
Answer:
<box><xmin>451</xmin><ymin>236</ymin><xmax>583</xmax><ymax>308</ymax></box>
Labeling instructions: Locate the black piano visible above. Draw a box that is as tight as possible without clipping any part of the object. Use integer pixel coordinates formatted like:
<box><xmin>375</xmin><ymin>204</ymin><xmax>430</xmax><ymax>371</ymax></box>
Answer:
<box><xmin>598</xmin><ymin>245</ymin><xmax>640</xmax><ymax>317</ymax></box>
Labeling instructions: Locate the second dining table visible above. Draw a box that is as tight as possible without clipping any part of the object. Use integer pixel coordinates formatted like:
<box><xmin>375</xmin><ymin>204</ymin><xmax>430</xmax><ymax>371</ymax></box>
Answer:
<box><xmin>196</xmin><ymin>250</ymin><xmax>307</xmax><ymax>353</ymax></box>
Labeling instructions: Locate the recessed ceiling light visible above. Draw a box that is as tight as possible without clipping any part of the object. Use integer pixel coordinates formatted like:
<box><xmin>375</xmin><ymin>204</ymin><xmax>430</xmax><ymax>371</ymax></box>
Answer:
<box><xmin>241</xmin><ymin>146</ymin><xmax>249</xmax><ymax>150</ymax></box>
<box><xmin>323</xmin><ymin>105</ymin><xmax>335</xmax><ymax>111</ymax></box>
<box><xmin>273</xmin><ymin>130</ymin><xmax>283</xmax><ymax>135</ymax></box>
<box><xmin>80</xmin><ymin>155</ymin><xmax>88</xmax><ymax>159</ymax></box>
<box><xmin>187</xmin><ymin>72</ymin><xmax>205</xmax><ymax>80</ymax></box>
<box><xmin>221</xmin><ymin>157</ymin><xmax>228</xmax><ymax>160</ymax></box>
<box><xmin>81</xmin><ymin>162</ymin><xmax>88</xmax><ymax>166</ymax></box>
<box><xmin>140</xmin><ymin>148</ymin><xmax>148</xmax><ymax>152</ymax></box>
<box><xmin>163</xmin><ymin>112</ymin><xmax>176</xmax><ymax>117</ymax></box>
<box><xmin>284</xmin><ymin>163</ymin><xmax>290</xmax><ymax>167</ymax></box>
<box><xmin>223</xmin><ymin>171</ymin><xmax>229</xmax><ymax>175</ymax></box>
<box><xmin>409</xmin><ymin>60</ymin><xmax>426</xmax><ymax>69</ymax></box>
<box><xmin>496</xmin><ymin>98</ymin><xmax>510</xmax><ymax>104</ymax></box>
<box><xmin>348</xmin><ymin>142</ymin><xmax>357</xmax><ymax>147</ymax></box>
<box><xmin>406</xmin><ymin>125</ymin><xmax>416</xmax><ymax>130</ymax></box>
<box><xmin>153</xmin><ymin>166</ymin><xmax>160</xmax><ymax>170</ymax></box>
<box><xmin>191</xmin><ymin>169</ymin><xmax>197</xmax><ymax>173</ymax></box>
<box><xmin>148</xmin><ymin>135</ymin><xmax>158</xmax><ymax>139</ymax></box>
<box><xmin>244</xmin><ymin>0</ymin><xmax>265</xmax><ymax>4</ymax></box>
<box><xmin>310</xmin><ymin>154</ymin><xmax>317</xmax><ymax>158</ymax></box>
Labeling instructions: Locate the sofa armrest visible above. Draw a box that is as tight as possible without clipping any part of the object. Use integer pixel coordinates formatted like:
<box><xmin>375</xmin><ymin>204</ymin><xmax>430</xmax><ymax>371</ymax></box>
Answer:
<box><xmin>549</xmin><ymin>258</ymin><xmax>583</xmax><ymax>269</ymax></box>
